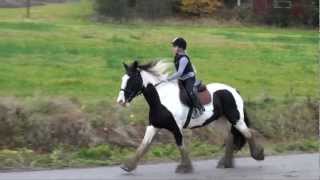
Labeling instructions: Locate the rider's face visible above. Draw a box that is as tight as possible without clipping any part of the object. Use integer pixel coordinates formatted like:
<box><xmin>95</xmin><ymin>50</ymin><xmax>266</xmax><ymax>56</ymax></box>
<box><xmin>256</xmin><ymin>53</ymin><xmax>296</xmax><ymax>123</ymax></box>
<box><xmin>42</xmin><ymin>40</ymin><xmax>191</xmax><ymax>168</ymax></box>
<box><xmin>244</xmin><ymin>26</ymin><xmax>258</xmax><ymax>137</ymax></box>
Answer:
<box><xmin>172</xmin><ymin>46</ymin><xmax>178</xmax><ymax>55</ymax></box>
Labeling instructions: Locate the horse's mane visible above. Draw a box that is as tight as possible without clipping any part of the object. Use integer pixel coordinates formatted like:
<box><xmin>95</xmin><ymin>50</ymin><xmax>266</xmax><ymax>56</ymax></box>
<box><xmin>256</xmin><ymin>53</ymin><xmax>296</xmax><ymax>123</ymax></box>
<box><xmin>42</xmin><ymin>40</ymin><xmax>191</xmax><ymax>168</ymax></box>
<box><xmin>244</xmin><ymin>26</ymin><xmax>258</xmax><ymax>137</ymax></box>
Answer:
<box><xmin>138</xmin><ymin>60</ymin><xmax>171</xmax><ymax>80</ymax></box>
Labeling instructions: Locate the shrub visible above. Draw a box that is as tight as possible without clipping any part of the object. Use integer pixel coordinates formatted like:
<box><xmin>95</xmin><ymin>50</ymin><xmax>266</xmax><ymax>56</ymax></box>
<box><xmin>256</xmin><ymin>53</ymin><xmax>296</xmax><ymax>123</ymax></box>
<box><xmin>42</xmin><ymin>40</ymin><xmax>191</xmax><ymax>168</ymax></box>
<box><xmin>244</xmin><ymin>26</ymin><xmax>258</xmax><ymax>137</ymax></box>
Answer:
<box><xmin>135</xmin><ymin>0</ymin><xmax>175</xmax><ymax>19</ymax></box>
<box><xmin>180</xmin><ymin>0</ymin><xmax>222</xmax><ymax>16</ymax></box>
<box><xmin>0</xmin><ymin>98</ymin><xmax>93</xmax><ymax>151</ymax></box>
<box><xmin>94</xmin><ymin>0</ymin><xmax>177</xmax><ymax>20</ymax></box>
<box><xmin>94</xmin><ymin>0</ymin><xmax>129</xmax><ymax>20</ymax></box>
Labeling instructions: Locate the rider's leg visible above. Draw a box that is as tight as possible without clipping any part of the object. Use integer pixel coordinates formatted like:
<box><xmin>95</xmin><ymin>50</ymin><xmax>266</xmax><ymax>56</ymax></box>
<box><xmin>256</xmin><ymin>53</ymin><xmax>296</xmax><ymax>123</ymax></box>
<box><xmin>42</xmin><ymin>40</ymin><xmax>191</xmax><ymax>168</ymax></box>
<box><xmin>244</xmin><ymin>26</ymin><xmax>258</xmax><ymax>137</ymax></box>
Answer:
<box><xmin>183</xmin><ymin>77</ymin><xmax>195</xmax><ymax>106</ymax></box>
<box><xmin>192</xmin><ymin>86</ymin><xmax>205</xmax><ymax>112</ymax></box>
<box><xmin>183</xmin><ymin>77</ymin><xmax>204</xmax><ymax>115</ymax></box>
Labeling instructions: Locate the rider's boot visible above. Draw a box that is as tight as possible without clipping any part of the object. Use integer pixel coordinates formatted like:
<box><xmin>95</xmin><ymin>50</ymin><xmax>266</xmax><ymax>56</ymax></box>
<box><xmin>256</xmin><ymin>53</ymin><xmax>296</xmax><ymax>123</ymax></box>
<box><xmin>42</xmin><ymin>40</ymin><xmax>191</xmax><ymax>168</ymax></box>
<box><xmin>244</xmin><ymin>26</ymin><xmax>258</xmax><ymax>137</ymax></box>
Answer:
<box><xmin>190</xmin><ymin>91</ymin><xmax>205</xmax><ymax>119</ymax></box>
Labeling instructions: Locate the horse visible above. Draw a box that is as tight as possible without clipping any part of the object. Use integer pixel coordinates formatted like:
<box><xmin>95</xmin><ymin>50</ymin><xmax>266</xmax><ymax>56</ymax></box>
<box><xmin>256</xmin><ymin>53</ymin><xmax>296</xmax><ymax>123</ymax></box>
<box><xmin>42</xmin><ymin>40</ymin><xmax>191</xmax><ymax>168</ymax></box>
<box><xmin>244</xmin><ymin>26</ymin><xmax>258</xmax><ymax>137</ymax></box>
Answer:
<box><xmin>116</xmin><ymin>60</ymin><xmax>264</xmax><ymax>173</ymax></box>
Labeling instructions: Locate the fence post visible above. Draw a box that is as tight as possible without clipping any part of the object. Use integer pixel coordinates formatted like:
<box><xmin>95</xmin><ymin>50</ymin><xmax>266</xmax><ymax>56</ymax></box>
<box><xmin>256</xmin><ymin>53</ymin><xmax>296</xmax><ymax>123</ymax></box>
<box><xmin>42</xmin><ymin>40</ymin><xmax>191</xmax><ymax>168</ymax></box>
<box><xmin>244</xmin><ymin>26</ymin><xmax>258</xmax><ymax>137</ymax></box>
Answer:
<box><xmin>237</xmin><ymin>0</ymin><xmax>241</xmax><ymax>6</ymax></box>
<box><xmin>26</xmin><ymin>0</ymin><xmax>31</xmax><ymax>18</ymax></box>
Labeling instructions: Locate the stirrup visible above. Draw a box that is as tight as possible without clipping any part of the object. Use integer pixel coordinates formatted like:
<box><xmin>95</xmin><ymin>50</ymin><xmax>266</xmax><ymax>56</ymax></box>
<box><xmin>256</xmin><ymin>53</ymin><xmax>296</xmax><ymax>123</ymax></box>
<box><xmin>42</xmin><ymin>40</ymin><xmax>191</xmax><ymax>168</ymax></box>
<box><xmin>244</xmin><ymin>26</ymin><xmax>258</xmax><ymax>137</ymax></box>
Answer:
<box><xmin>192</xmin><ymin>109</ymin><xmax>203</xmax><ymax>119</ymax></box>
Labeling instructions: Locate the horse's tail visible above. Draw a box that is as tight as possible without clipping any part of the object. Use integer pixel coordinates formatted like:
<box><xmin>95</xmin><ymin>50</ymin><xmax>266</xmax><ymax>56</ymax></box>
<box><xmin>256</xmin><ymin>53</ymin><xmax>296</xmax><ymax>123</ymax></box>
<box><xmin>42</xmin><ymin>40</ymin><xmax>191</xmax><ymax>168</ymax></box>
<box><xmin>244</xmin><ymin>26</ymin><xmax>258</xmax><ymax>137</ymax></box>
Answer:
<box><xmin>231</xmin><ymin>108</ymin><xmax>250</xmax><ymax>151</ymax></box>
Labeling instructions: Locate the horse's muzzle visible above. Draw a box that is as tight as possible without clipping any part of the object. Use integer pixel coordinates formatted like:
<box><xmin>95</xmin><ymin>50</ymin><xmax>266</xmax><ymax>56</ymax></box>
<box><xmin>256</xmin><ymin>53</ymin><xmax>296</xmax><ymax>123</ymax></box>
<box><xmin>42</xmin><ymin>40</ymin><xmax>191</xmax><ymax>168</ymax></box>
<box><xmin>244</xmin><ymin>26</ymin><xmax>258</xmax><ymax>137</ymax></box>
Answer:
<box><xmin>118</xmin><ymin>100</ymin><xmax>129</xmax><ymax>107</ymax></box>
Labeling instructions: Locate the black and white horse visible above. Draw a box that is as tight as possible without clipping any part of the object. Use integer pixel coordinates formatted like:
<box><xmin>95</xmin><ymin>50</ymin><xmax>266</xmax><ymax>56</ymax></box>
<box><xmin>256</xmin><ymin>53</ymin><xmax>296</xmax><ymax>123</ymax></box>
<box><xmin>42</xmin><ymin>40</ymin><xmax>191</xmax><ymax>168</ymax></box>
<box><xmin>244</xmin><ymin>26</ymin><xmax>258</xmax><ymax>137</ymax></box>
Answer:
<box><xmin>117</xmin><ymin>60</ymin><xmax>264</xmax><ymax>173</ymax></box>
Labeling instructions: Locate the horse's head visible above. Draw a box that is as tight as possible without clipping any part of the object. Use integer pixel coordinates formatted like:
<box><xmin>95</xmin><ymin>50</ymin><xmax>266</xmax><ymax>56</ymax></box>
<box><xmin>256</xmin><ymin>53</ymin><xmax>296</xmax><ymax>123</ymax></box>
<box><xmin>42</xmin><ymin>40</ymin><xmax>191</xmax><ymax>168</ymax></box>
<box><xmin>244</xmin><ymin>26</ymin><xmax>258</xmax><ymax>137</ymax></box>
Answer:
<box><xmin>117</xmin><ymin>61</ymin><xmax>144</xmax><ymax>107</ymax></box>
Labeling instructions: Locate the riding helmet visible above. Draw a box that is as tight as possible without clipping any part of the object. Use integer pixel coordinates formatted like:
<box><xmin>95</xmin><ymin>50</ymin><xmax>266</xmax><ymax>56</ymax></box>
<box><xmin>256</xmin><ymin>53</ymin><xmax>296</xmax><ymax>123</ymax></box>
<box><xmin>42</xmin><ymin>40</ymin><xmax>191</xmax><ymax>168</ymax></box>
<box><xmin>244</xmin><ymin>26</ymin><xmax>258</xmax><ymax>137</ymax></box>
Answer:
<box><xmin>172</xmin><ymin>37</ymin><xmax>187</xmax><ymax>50</ymax></box>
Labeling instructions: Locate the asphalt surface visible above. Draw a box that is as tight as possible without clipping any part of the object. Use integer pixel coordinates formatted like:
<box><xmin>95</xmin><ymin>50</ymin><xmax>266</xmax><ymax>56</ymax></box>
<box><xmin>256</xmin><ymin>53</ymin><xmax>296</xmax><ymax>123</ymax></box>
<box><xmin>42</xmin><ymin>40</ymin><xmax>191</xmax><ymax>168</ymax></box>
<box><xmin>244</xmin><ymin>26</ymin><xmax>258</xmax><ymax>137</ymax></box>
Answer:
<box><xmin>0</xmin><ymin>154</ymin><xmax>318</xmax><ymax>180</ymax></box>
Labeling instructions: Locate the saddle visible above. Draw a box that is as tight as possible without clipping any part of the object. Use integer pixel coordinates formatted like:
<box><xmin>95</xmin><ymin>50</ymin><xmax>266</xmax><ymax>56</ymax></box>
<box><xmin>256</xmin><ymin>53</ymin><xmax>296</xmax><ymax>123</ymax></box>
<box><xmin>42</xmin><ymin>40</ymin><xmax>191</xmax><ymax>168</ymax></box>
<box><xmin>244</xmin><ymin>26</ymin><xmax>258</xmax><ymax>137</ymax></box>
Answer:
<box><xmin>178</xmin><ymin>80</ymin><xmax>212</xmax><ymax>107</ymax></box>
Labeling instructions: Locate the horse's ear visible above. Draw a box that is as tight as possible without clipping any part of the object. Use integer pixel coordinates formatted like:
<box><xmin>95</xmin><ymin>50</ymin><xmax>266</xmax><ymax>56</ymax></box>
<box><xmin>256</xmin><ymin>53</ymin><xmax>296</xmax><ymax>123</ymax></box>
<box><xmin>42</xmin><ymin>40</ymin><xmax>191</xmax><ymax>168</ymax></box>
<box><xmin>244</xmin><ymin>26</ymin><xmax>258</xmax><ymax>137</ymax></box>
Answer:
<box><xmin>133</xmin><ymin>60</ymin><xmax>139</xmax><ymax>68</ymax></box>
<box><xmin>123</xmin><ymin>62</ymin><xmax>128</xmax><ymax>71</ymax></box>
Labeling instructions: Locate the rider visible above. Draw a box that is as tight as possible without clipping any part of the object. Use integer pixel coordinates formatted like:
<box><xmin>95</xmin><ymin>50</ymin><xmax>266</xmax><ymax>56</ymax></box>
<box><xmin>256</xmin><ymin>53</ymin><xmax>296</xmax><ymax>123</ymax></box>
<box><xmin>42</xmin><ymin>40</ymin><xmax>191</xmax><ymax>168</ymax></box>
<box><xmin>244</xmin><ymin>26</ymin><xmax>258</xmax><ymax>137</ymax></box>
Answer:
<box><xmin>165</xmin><ymin>37</ymin><xmax>205</xmax><ymax>118</ymax></box>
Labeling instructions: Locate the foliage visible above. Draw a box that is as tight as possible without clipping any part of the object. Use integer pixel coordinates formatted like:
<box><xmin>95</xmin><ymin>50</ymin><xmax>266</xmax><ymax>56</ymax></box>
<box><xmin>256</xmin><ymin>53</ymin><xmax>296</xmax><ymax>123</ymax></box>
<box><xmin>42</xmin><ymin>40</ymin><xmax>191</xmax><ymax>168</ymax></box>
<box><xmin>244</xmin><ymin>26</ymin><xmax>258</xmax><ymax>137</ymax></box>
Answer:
<box><xmin>135</xmin><ymin>0</ymin><xmax>175</xmax><ymax>19</ymax></box>
<box><xmin>94</xmin><ymin>0</ymin><xmax>176</xmax><ymax>20</ymax></box>
<box><xmin>180</xmin><ymin>0</ymin><xmax>222</xmax><ymax>16</ymax></box>
<box><xmin>247</xmin><ymin>98</ymin><xmax>319</xmax><ymax>141</ymax></box>
<box><xmin>261</xmin><ymin>0</ymin><xmax>319</xmax><ymax>27</ymax></box>
<box><xmin>94</xmin><ymin>0</ymin><xmax>129</xmax><ymax>20</ymax></box>
<box><xmin>0</xmin><ymin>98</ymin><xmax>93</xmax><ymax>151</ymax></box>
<box><xmin>274</xmin><ymin>139</ymin><xmax>320</xmax><ymax>153</ymax></box>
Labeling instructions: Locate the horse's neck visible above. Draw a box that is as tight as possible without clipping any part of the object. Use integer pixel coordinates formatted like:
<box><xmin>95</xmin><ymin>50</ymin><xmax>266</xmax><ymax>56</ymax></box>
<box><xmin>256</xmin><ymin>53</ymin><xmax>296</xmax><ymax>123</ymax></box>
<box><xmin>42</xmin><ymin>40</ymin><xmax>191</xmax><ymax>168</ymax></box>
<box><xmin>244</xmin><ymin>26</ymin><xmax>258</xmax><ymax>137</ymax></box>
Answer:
<box><xmin>142</xmin><ymin>84</ymin><xmax>161</xmax><ymax>108</ymax></box>
<box><xmin>143</xmin><ymin>82</ymin><xmax>179</xmax><ymax>109</ymax></box>
<box><xmin>140</xmin><ymin>70</ymin><xmax>180</xmax><ymax>108</ymax></box>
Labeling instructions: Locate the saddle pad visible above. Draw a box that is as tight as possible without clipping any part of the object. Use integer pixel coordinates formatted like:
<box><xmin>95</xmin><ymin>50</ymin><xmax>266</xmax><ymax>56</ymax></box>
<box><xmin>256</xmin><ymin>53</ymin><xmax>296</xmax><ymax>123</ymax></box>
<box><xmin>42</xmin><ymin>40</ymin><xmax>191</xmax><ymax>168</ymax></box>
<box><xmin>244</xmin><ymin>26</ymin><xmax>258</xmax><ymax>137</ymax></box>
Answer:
<box><xmin>178</xmin><ymin>81</ymin><xmax>212</xmax><ymax>106</ymax></box>
<box><xmin>198</xmin><ymin>89</ymin><xmax>211</xmax><ymax>105</ymax></box>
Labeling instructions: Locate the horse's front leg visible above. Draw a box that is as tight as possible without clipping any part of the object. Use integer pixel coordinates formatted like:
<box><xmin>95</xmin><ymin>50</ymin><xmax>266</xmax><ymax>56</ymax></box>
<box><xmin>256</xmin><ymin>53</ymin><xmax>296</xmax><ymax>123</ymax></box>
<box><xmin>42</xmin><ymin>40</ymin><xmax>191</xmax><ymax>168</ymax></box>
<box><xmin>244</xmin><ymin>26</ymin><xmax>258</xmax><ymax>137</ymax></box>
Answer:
<box><xmin>121</xmin><ymin>125</ymin><xmax>159</xmax><ymax>172</ymax></box>
<box><xmin>176</xmin><ymin>143</ymin><xmax>193</xmax><ymax>173</ymax></box>
<box><xmin>170</xmin><ymin>128</ymin><xmax>193</xmax><ymax>173</ymax></box>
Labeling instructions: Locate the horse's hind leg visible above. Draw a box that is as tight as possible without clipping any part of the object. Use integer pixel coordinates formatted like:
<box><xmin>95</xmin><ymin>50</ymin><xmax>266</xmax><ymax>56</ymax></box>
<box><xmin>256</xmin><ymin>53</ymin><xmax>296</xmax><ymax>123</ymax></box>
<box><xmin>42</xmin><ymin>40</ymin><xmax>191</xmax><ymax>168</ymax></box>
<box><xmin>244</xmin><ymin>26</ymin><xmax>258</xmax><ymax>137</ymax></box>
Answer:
<box><xmin>247</xmin><ymin>129</ymin><xmax>265</xmax><ymax>161</ymax></box>
<box><xmin>121</xmin><ymin>125</ymin><xmax>159</xmax><ymax>172</ymax></box>
<box><xmin>233</xmin><ymin>112</ymin><xmax>264</xmax><ymax>161</ymax></box>
<box><xmin>234</xmin><ymin>111</ymin><xmax>264</xmax><ymax>161</ymax></box>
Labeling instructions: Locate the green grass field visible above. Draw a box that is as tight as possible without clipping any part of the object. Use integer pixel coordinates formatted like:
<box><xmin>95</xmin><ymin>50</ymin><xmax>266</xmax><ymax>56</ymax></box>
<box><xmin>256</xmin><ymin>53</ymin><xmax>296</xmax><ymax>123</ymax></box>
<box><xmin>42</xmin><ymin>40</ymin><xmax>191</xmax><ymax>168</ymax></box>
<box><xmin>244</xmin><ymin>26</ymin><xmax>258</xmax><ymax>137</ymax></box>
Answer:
<box><xmin>0</xmin><ymin>1</ymin><xmax>318</xmax><ymax>170</ymax></box>
<box><xmin>0</xmin><ymin>1</ymin><xmax>318</xmax><ymax>102</ymax></box>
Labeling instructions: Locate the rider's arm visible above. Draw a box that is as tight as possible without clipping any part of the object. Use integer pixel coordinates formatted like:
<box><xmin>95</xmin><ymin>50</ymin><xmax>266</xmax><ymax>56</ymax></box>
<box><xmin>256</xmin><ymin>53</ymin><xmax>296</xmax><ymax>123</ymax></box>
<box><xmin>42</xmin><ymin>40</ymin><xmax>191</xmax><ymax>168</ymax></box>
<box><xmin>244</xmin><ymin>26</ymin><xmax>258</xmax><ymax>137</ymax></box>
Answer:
<box><xmin>167</xmin><ymin>57</ymin><xmax>188</xmax><ymax>81</ymax></box>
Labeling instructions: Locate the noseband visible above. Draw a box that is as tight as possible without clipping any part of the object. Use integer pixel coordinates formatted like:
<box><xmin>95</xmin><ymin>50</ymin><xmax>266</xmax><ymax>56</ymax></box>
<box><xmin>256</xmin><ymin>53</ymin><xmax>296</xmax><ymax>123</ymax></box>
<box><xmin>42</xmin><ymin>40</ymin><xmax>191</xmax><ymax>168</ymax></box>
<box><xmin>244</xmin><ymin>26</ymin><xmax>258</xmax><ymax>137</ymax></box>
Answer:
<box><xmin>120</xmin><ymin>87</ymin><xmax>144</xmax><ymax>102</ymax></box>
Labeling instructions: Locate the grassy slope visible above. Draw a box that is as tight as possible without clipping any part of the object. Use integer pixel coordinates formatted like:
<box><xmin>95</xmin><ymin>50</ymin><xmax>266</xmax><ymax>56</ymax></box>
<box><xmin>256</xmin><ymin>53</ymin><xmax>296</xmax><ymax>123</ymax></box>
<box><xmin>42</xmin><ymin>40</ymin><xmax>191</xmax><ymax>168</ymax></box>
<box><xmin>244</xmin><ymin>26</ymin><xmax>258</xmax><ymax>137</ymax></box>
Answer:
<box><xmin>0</xmin><ymin>2</ymin><xmax>318</xmax><ymax>102</ymax></box>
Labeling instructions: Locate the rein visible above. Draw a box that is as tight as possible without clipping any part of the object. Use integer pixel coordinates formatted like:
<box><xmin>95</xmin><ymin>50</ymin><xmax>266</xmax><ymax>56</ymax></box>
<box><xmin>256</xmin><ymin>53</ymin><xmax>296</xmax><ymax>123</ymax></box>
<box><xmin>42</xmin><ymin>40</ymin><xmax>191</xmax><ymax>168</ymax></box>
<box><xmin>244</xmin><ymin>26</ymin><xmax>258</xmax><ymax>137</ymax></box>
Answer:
<box><xmin>120</xmin><ymin>80</ymin><xmax>165</xmax><ymax>101</ymax></box>
<box><xmin>120</xmin><ymin>88</ymin><xmax>144</xmax><ymax>101</ymax></box>
<box><xmin>154</xmin><ymin>81</ymin><xmax>165</xmax><ymax>87</ymax></box>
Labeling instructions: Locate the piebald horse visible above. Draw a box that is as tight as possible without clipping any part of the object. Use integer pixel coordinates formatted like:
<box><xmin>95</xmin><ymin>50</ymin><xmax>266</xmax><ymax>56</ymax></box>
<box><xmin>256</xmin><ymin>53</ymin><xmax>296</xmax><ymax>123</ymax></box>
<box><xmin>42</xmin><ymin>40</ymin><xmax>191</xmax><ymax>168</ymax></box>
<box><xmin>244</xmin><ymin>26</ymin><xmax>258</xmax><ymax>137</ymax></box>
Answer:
<box><xmin>117</xmin><ymin>60</ymin><xmax>264</xmax><ymax>173</ymax></box>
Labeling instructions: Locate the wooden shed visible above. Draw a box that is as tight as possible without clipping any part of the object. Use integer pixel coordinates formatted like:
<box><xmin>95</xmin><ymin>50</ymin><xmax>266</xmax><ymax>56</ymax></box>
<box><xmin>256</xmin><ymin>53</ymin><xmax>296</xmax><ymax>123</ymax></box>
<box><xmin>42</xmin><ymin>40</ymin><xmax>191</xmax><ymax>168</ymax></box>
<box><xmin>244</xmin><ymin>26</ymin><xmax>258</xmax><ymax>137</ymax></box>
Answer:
<box><xmin>252</xmin><ymin>0</ymin><xmax>310</xmax><ymax>17</ymax></box>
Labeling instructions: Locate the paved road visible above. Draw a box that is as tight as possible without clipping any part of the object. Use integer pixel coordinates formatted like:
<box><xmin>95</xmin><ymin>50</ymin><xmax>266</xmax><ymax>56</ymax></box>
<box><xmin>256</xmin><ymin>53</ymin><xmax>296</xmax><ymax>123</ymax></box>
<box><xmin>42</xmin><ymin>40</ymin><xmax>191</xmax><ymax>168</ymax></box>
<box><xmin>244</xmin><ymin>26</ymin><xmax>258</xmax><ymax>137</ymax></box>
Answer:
<box><xmin>0</xmin><ymin>154</ymin><xmax>318</xmax><ymax>180</ymax></box>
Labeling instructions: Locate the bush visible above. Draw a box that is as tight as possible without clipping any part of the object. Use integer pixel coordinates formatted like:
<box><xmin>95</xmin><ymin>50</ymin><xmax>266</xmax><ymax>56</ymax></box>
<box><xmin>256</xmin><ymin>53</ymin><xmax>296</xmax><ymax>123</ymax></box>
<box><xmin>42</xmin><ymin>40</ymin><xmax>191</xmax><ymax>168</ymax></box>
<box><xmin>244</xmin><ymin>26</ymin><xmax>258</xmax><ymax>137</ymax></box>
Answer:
<box><xmin>263</xmin><ymin>8</ymin><xmax>291</xmax><ymax>27</ymax></box>
<box><xmin>180</xmin><ymin>0</ymin><xmax>222</xmax><ymax>16</ymax></box>
<box><xmin>94</xmin><ymin>0</ymin><xmax>129</xmax><ymax>20</ymax></box>
<box><xmin>94</xmin><ymin>0</ymin><xmax>177</xmax><ymax>20</ymax></box>
<box><xmin>247</xmin><ymin>98</ymin><xmax>319</xmax><ymax>141</ymax></box>
<box><xmin>0</xmin><ymin>98</ymin><xmax>93</xmax><ymax>151</ymax></box>
<box><xmin>0</xmin><ymin>97</ymin><xmax>317</xmax><ymax>153</ymax></box>
<box><xmin>135</xmin><ymin>0</ymin><xmax>175</xmax><ymax>19</ymax></box>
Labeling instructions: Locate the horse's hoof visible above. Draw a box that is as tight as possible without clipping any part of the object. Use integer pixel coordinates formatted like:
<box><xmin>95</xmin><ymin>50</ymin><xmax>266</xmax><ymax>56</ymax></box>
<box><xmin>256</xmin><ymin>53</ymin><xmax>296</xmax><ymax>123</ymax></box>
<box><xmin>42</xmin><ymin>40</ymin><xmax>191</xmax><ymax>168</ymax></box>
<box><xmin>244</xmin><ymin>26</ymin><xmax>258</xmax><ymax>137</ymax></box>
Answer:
<box><xmin>217</xmin><ymin>157</ymin><xmax>234</xmax><ymax>168</ymax></box>
<box><xmin>120</xmin><ymin>165</ymin><xmax>131</xmax><ymax>172</ymax></box>
<box><xmin>175</xmin><ymin>164</ymin><xmax>194</xmax><ymax>174</ymax></box>
<box><xmin>120</xmin><ymin>161</ymin><xmax>137</xmax><ymax>172</ymax></box>
<box><xmin>251</xmin><ymin>145</ymin><xmax>265</xmax><ymax>161</ymax></box>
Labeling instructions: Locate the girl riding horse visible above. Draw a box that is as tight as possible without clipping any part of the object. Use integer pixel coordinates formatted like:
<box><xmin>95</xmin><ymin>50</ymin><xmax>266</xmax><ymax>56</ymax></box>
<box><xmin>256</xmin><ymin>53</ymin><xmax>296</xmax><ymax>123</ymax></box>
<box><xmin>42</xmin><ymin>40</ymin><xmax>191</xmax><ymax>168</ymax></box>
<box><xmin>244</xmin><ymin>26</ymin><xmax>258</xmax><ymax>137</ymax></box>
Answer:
<box><xmin>165</xmin><ymin>37</ymin><xmax>204</xmax><ymax>118</ymax></box>
<box><xmin>116</xmin><ymin>39</ymin><xmax>264</xmax><ymax>173</ymax></box>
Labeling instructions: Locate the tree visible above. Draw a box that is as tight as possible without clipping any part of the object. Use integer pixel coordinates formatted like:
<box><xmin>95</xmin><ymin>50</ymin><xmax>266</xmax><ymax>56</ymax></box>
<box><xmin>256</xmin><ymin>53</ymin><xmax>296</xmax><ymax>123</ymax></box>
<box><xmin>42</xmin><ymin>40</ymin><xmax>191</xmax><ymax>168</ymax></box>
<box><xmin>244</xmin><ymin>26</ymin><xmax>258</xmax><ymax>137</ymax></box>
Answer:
<box><xmin>180</xmin><ymin>0</ymin><xmax>222</xmax><ymax>16</ymax></box>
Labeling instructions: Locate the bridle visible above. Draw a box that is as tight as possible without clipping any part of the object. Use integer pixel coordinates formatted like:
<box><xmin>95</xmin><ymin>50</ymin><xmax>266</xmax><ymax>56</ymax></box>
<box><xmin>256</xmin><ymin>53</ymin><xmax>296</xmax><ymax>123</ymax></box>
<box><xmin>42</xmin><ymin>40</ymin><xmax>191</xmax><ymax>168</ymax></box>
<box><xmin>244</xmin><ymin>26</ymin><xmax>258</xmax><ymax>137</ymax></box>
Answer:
<box><xmin>120</xmin><ymin>73</ymin><xmax>165</xmax><ymax>102</ymax></box>
<box><xmin>120</xmin><ymin>87</ymin><xmax>144</xmax><ymax>102</ymax></box>
<box><xmin>120</xmin><ymin>73</ymin><xmax>144</xmax><ymax>102</ymax></box>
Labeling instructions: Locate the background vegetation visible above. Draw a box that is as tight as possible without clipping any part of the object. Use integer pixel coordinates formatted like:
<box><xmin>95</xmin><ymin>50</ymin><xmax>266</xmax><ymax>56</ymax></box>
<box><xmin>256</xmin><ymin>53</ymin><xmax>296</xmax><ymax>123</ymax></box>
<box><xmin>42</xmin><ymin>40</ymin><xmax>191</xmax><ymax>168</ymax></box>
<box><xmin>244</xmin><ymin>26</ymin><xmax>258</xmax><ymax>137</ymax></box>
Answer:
<box><xmin>94</xmin><ymin>0</ymin><xmax>319</xmax><ymax>27</ymax></box>
<box><xmin>0</xmin><ymin>0</ymin><xmax>318</xmax><ymax>170</ymax></box>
